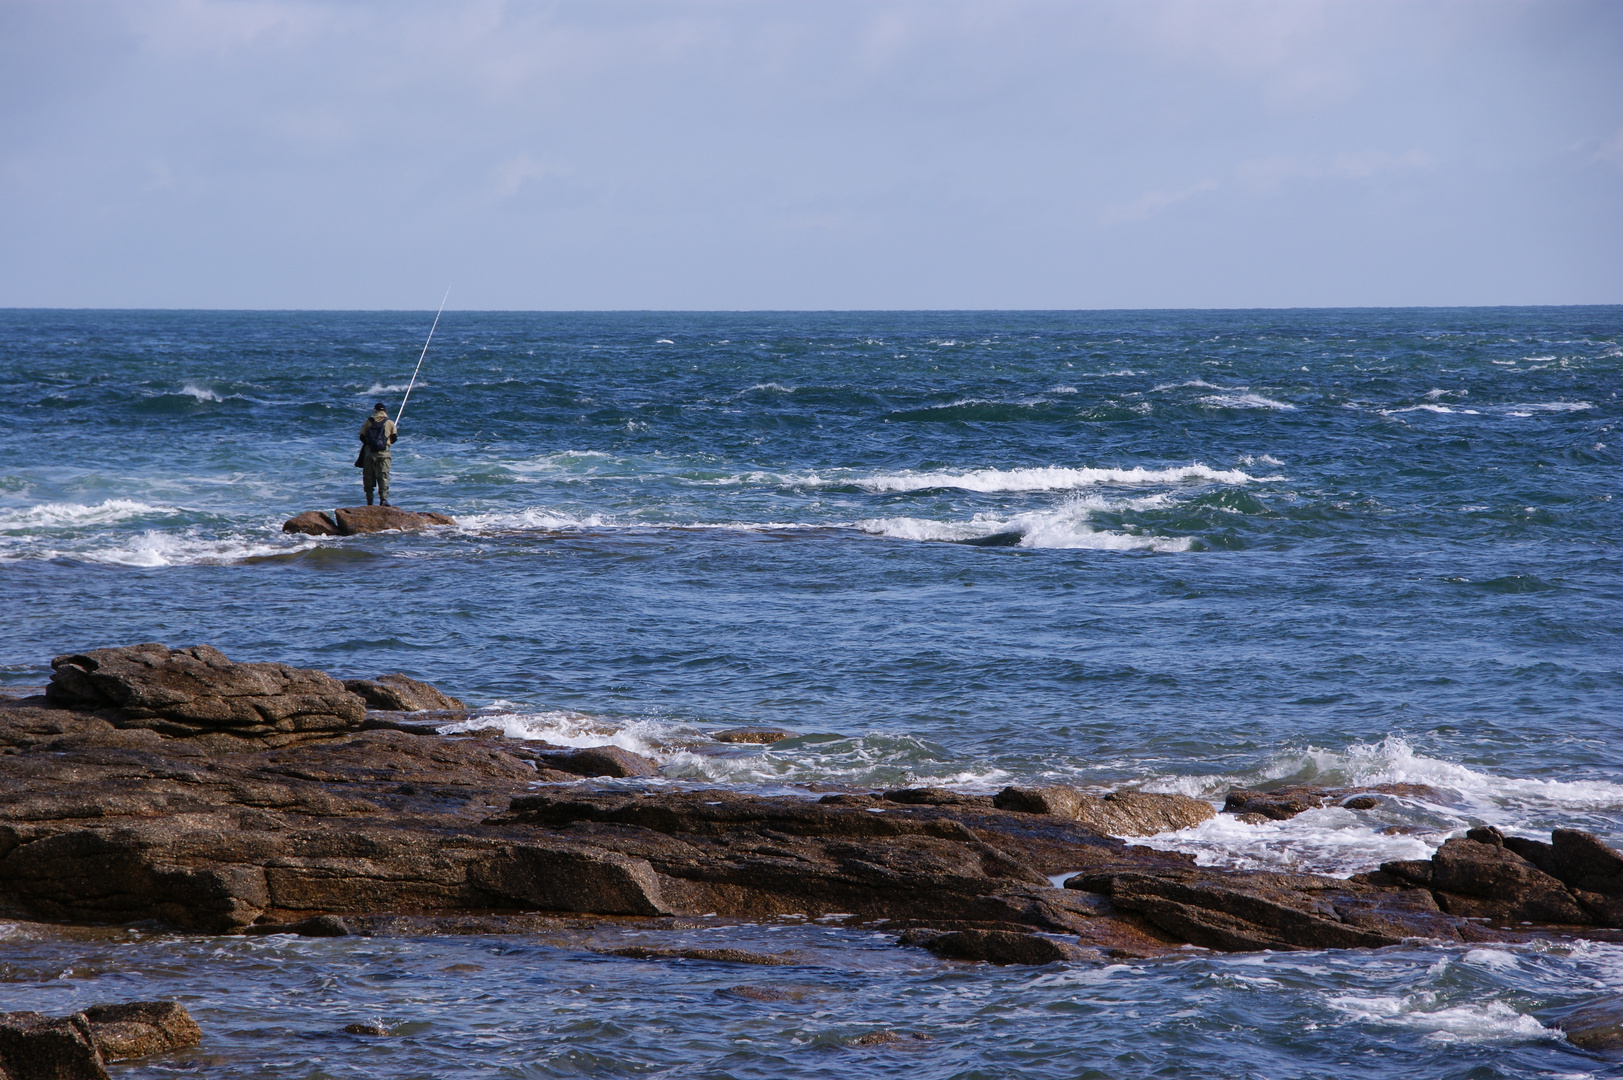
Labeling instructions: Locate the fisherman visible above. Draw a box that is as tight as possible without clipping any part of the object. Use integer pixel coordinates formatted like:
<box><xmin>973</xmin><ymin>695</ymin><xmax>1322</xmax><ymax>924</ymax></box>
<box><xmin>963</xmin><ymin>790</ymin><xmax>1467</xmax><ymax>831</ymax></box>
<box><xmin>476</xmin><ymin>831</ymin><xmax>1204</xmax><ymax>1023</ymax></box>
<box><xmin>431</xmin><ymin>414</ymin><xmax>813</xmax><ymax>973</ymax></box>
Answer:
<box><xmin>357</xmin><ymin>403</ymin><xmax>398</xmax><ymax>506</ymax></box>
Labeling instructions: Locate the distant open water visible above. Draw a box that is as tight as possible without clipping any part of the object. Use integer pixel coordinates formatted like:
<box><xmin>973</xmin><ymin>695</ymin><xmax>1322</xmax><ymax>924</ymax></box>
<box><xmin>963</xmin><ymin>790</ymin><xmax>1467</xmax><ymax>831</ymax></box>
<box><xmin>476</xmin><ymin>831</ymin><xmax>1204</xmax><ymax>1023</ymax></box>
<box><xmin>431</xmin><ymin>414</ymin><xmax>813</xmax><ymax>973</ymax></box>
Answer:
<box><xmin>1</xmin><ymin>308</ymin><xmax>1620</xmax><ymax>1077</ymax></box>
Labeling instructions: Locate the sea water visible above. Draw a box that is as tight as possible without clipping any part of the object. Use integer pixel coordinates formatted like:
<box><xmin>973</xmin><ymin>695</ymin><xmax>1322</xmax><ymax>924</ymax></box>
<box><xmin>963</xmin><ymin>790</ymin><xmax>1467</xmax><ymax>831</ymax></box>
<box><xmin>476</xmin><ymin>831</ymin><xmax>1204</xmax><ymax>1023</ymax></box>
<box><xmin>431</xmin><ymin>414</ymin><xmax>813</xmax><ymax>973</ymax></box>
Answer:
<box><xmin>0</xmin><ymin>307</ymin><xmax>1620</xmax><ymax>1077</ymax></box>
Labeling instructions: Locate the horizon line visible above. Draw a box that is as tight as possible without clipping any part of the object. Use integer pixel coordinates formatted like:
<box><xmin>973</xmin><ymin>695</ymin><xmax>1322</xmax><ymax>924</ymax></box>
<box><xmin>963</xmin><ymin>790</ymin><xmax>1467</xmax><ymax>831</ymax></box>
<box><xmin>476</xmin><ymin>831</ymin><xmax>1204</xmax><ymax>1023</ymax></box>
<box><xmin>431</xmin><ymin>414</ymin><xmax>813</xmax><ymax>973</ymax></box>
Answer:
<box><xmin>2</xmin><ymin>303</ymin><xmax>1620</xmax><ymax>315</ymax></box>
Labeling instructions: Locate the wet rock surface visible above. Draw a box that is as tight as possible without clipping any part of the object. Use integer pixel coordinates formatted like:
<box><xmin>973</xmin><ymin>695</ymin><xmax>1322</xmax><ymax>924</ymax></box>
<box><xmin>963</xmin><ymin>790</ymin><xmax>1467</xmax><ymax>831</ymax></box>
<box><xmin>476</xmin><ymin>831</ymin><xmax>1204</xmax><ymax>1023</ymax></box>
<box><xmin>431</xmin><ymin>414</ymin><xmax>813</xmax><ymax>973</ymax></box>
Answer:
<box><xmin>5</xmin><ymin>647</ymin><xmax>1623</xmax><ymax>964</ymax></box>
<box><xmin>1557</xmin><ymin>995</ymin><xmax>1623</xmax><ymax>1052</ymax></box>
<box><xmin>281</xmin><ymin>506</ymin><xmax>456</xmax><ymax>536</ymax></box>
<box><xmin>1221</xmin><ymin>782</ymin><xmax>1445</xmax><ymax>822</ymax></box>
<box><xmin>0</xmin><ymin>1001</ymin><xmax>200</xmax><ymax>1079</ymax></box>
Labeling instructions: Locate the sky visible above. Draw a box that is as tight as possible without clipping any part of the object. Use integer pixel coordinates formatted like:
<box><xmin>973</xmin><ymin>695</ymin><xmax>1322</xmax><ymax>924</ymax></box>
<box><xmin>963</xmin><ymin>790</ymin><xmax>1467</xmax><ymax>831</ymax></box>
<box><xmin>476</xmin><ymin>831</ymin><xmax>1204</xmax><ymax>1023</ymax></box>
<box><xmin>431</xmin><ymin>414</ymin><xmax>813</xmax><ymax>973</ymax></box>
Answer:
<box><xmin>1</xmin><ymin>0</ymin><xmax>1620</xmax><ymax>310</ymax></box>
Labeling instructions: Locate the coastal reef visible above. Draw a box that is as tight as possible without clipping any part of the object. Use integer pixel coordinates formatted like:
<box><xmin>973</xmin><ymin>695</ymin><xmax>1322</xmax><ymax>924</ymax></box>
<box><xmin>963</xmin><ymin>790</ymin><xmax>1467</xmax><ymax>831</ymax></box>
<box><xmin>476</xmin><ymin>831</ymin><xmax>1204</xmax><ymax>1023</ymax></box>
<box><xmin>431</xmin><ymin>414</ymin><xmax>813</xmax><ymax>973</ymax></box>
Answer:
<box><xmin>5</xmin><ymin>645</ymin><xmax>1623</xmax><ymax>971</ymax></box>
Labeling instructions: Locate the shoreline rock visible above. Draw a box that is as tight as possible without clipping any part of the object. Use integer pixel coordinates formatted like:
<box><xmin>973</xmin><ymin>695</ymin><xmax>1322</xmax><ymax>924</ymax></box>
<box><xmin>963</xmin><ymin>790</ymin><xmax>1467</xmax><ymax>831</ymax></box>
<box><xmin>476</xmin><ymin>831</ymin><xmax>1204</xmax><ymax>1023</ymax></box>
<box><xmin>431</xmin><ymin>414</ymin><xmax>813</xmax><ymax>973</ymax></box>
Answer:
<box><xmin>0</xmin><ymin>1001</ymin><xmax>201</xmax><ymax>1079</ymax></box>
<box><xmin>6</xmin><ymin>644</ymin><xmax>1623</xmax><ymax>965</ymax></box>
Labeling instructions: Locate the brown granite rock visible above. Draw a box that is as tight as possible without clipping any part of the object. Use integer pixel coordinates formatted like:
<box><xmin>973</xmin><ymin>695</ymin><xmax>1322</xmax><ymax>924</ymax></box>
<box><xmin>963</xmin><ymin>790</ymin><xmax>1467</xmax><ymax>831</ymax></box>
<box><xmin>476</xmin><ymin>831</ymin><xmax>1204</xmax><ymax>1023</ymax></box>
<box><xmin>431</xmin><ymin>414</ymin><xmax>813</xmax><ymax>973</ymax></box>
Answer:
<box><xmin>1558</xmin><ymin>995</ymin><xmax>1623</xmax><ymax>1052</ymax></box>
<box><xmin>4</xmin><ymin>653</ymin><xmax>1620</xmax><ymax>958</ymax></box>
<box><xmin>44</xmin><ymin>644</ymin><xmax>364</xmax><ymax>743</ymax></box>
<box><xmin>80</xmin><ymin>1002</ymin><xmax>202</xmax><ymax>1062</ymax></box>
<box><xmin>0</xmin><ymin>1011</ymin><xmax>108</xmax><ymax>1080</ymax></box>
<box><xmin>898</xmin><ymin>927</ymin><xmax>1093</xmax><ymax>964</ymax></box>
<box><xmin>535</xmin><ymin>745</ymin><xmax>660</xmax><ymax>778</ymax></box>
<box><xmin>1426</xmin><ymin>837</ymin><xmax>1589</xmax><ymax>925</ymax></box>
<box><xmin>344</xmin><ymin>674</ymin><xmax>465</xmax><ymax>712</ymax></box>
<box><xmin>710</xmin><ymin>727</ymin><xmax>797</xmax><ymax>744</ymax></box>
<box><xmin>993</xmin><ymin>785</ymin><xmax>1214</xmax><ymax>836</ymax></box>
<box><xmin>1223</xmin><ymin>782</ymin><xmax>1445</xmax><ymax>822</ymax></box>
<box><xmin>281</xmin><ymin>510</ymin><xmax>340</xmax><ymax>536</ymax></box>
<box><xmin>330</xmin><ymin>506</ymin><xmax>455</xmax><ymax>535</ymax></box>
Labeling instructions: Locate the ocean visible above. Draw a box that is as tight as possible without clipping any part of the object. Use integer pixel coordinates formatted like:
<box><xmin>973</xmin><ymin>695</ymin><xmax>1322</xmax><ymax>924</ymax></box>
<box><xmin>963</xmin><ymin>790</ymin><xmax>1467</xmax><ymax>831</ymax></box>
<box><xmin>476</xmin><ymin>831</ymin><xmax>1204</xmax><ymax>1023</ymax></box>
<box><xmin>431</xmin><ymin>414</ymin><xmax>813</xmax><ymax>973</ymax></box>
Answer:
<box><xmin>1</xmin><ymin>307</ymin><xmax>1620</xmax><ymax>1077</ymax></box>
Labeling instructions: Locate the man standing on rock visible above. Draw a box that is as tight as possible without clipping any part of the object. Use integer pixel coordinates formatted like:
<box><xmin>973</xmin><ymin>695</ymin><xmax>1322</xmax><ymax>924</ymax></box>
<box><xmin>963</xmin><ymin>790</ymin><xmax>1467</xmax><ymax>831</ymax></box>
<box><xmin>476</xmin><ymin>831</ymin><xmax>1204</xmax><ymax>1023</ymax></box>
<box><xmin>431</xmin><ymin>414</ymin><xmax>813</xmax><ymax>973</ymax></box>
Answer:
<box><xmin>357</xmin><ymin>403</ymin><xmax>398</xmax><ymax>506</ymax></box>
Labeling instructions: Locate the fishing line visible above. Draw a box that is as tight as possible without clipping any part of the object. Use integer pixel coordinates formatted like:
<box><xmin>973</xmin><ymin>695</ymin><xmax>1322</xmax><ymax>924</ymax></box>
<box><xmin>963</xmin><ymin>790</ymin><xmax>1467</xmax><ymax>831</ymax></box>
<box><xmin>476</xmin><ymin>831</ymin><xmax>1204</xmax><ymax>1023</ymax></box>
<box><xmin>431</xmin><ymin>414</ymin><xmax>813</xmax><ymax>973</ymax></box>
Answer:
<box><xmin>394</xmin><ymin>286</ymin><xmax>450</xmax><ymax>430</ymax></box>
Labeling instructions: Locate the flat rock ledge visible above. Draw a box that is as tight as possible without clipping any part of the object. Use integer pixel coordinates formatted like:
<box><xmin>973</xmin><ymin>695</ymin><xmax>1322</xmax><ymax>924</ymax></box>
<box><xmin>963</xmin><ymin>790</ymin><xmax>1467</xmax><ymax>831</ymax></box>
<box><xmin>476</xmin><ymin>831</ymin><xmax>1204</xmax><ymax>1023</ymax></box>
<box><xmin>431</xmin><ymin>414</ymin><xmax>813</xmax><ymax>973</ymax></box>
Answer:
<box><xmin>283</xmin><ymin>506</ymin><xmax>455</xmax><ymax>536</ymax></box>
<box><xmin>6</xmin><ymin>646</ymin><xmax>1623</xmax><ymax>967</ymax></box>
<box><xmin>0</xmin><ymin>1001</ymin><xmax>200</xmax><ymax>1080</ymax></box>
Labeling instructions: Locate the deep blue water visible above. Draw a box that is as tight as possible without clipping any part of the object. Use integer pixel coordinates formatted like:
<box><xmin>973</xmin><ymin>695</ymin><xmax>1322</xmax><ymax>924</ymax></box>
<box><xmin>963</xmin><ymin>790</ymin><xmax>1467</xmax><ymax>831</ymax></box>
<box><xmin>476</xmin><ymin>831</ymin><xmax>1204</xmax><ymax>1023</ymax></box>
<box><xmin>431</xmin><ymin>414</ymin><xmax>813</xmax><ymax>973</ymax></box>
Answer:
<box><xmin>1</xmin><ymin>307</ymin><xmax>1621</xmax><ymax>1077</ymax></box>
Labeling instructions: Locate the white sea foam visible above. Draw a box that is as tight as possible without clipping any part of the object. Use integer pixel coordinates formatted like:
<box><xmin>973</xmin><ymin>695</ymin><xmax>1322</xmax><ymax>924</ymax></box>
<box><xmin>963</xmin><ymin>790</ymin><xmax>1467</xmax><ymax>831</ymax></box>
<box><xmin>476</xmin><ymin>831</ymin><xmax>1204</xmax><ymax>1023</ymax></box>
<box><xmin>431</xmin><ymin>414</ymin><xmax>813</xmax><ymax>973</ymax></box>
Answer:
<box><xmin>1238</xmin><ymin>454</ymin><xmax>1284</xmax><ymax>466</ymax></box>
<box><xmin>1325</xmin><ymin>994</ymin><xmax>1553</xmax><ymax>1044</ymax></box>
<box><xmin>441</xmin><ymin>708</ymin><xmax>684</xmax><ymax>761</ymax></box>
<box><xmin>362</xmin><ymin>383</ymin><xmax>415</xmax><ymax>395</ymax></box>
<box><xmin>1382</xmin><ymin>404</ymin><xmax>1480</xmax><ymax>416</ymax></box>
<box><xmin>1149</xmin><ymin>736</ymin><xmax>1623</xmax><ymax>813</ymax></box>
<box><xmin>179</xmin><ymin>384</ymin><xmax>226</xmax><ymax>402</ymax></box>
<box><xmin>1130</xmin><ymin>736</ymin><xmax>1623</xmax><ymax>875</ymax></box>
<box><xmin>1133</xmin><ymin>806</ymin><xmax>1435</xmax><ymax>877</ymax></box>
<box><xmin>454</xmin><ymin>507</ymin><xmax>619</xmax><ymax>531</ymax></box>
<box><xmin>1153</xmin><ymin>379</ymin><xmax>1227</xmax><ymax>392</ymax></box>
<box><xmin>858</xmin><ymin>498</ymin><xmax>1191</xmax><ymax>553</ymax></box>
<box><xmin>0</xmin><ymin>499</ymin><xmax>179</xmax><ymax>531</ymax></box>
<box><xmin>1503</xmin><ymin>401</ymin><xmax>1593</xmax><ymax>413</ymax></box>
<box><xmin>1200</xmin><ymin>393</ymin><xmax>1295</xmax><ymax>411</ymax></box>
<box><xmin>834</xmin><ymin>463</ymin><xmax>1262</xmax><ymax>494</ymax></box>
<box><xmin>27</xmin><ymin>529</ymin><xmax>319</xmax><ymax>567</ymax></box>
<box><xmin>439</xmin><ymin>708</ymin><xmax>1014</xmax><ymax>791</ymax></box>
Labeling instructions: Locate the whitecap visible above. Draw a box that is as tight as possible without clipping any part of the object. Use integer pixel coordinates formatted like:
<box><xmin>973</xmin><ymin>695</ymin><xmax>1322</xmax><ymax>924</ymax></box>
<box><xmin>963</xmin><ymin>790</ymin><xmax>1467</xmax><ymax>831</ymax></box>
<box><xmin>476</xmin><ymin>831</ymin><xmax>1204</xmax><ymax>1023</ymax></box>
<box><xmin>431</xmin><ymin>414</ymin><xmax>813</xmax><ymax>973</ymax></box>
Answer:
<box><xmin>179</xmin><ymin>384</ymin><xmax>224</xmax><ymax>402</ymax></box>
<box><xmin>1130</xmin><ymin>805</ymin><xmax>1435</xmax><ymax>877</ymax></box>
<box><xmin>1199</xmin><ymin>392</ymin><xmax>1295</xmax><ymax>411</ymax></box>
<box><xmin>361</xmin><ymin>383</ymin><xmax>414</xmax><ymax>395</ymax></box>
<box><xmin>1152</xmin><ymin>379</ymin><xmax>1227</xmax><ymax>392</ymax></box>
<box><xmin>1501</xmin><ymin>402</ymin><xmax>1593</xmax><ymax>413</ymax></box>
<box><xmin>858</xmin><ymin>496</ymin><xmax>1191</xmax><ymax>553</ymax></box>
<box><xmin>43</xmin><ymin>529</ymin><xmax>318</xmax><ymax>567</ymax></box>
<box><xmin>0</xmin><ymin>499</ymin><xmax>180</xmax><ymax>531</ymax></box>
<box><xmin>1325</xmin><ymin>995</ymin><xmax>1553</xmax><ymax>1044</ymax></box>
<box><xmin>832</xmin><ymin>463</ymin><xmax>1262</xmax><ymax>494</ymax></box>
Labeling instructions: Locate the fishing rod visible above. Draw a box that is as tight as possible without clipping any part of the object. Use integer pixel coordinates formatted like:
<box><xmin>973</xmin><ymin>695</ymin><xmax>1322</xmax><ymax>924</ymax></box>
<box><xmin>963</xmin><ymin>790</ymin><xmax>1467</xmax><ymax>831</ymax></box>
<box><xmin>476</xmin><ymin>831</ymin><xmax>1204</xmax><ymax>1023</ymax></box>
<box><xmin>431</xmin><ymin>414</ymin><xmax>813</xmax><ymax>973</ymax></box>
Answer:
<box><xmin>393</xmin><ymin>286</ymin><xmax>450</xmax><ymax>430</ymax></box>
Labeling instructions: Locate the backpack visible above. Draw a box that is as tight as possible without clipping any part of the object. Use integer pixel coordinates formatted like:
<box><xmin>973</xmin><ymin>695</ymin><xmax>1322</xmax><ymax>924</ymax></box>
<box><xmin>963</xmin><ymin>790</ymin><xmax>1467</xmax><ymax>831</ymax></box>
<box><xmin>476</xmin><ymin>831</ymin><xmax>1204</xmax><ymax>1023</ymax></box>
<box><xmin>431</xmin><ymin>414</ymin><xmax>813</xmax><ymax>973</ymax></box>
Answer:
<box><xmin>363</xmin><ymin>417</ymin><xmax>390</xmax><ymax>452</ymax></box>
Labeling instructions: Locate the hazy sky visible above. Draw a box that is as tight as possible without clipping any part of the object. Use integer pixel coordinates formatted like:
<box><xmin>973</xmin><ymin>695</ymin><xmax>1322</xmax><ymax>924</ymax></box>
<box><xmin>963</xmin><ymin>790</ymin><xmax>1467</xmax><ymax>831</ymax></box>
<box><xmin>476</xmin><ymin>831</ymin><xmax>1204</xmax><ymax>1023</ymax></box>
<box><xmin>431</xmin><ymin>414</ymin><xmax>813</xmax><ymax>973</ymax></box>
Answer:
<box><xmin>2</xmin><ymin>0</ymin><xmax>1620</xmax><ymax>309</ymax></box>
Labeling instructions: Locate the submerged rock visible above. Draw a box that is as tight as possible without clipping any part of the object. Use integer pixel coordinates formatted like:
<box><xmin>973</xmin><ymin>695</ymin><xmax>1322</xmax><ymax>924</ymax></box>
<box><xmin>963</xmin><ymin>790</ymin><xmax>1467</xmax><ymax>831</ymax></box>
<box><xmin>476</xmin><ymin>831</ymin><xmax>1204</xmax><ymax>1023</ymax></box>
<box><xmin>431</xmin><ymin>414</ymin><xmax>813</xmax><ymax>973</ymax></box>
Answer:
<box><xmin>1557</xmin><ymin>995</ymin><xmax>1623</xmax><ymax>1052</ymax></box>
<box><xmin>1223</xmin><ymin>782</ymin><xmax>1445</xmax><ymax>822</ymax></box>
<box><xmin>282</xmin><ymin>506</ymin><xmax>455</xmax><ymax>536</ymax></box>
<box><xmin>710</xmin><ymin>727</ymin><xmax>797</xmax><ymax>744</ymax></box>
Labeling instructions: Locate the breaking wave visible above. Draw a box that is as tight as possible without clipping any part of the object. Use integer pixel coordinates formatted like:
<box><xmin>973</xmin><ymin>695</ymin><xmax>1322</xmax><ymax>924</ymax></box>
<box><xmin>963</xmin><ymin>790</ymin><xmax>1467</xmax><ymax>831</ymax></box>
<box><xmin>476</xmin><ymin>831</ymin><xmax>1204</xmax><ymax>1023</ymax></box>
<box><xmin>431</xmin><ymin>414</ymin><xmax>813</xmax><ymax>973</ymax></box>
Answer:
<box><xmin>830</xmin><ymin>463</ymin><xmax>1264</xmax><ymax>494</ymax></box>
<box><xmin>0</xmin><ymin>499</ymin><xmax>179</xmax><ymax>531</ymax></box>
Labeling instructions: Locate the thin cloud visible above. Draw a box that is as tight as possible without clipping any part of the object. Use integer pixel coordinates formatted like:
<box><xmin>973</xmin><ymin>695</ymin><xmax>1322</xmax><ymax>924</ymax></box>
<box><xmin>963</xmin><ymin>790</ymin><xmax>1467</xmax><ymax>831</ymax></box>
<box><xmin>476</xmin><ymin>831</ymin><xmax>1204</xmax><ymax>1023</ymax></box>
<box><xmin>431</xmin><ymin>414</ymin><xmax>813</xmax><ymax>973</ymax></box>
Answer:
<box><xmin>1100</xmin><ymin>179</ymin><xmax>1219</xmax><ymax>225</ymax></box>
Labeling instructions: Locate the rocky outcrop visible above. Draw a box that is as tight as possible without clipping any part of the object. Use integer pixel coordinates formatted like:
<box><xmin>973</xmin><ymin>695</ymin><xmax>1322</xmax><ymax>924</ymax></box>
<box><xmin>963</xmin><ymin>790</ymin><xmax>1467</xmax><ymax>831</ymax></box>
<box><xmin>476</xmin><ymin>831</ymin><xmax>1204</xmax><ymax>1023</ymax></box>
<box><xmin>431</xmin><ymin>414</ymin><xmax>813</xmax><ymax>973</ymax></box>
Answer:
<box><xmin>6</xmin><ymin>647</ymin><xmax>1623</xmax><ymax>966</ymax></box>
<box><xmin>283</xmin><ymin>507</ymin><xmax>455</xmax><ymax>536</ymax></box>
<box><xmin>343</xmin><ymin>674</ymin><xmax>465</xmax><ymax>712</ymax></box>
<box><xmin>45</xmin><ymin>644</ymin><xmax>365</xmax><ymax>747</ymax></box>
<box><xmin>993</xmin><ymin>785</ymin><xmax>1215</xmax><ymax>836</ymax></box>
<box><xmin>0</xmin><ymin>1002</ymin><xmax>200</xmax><ymax>1079</ymax></box>
<box><xmin>1374</xmin><ymin>825</ymin><xmax>1623</xmax><ymax>927</ymax></box>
